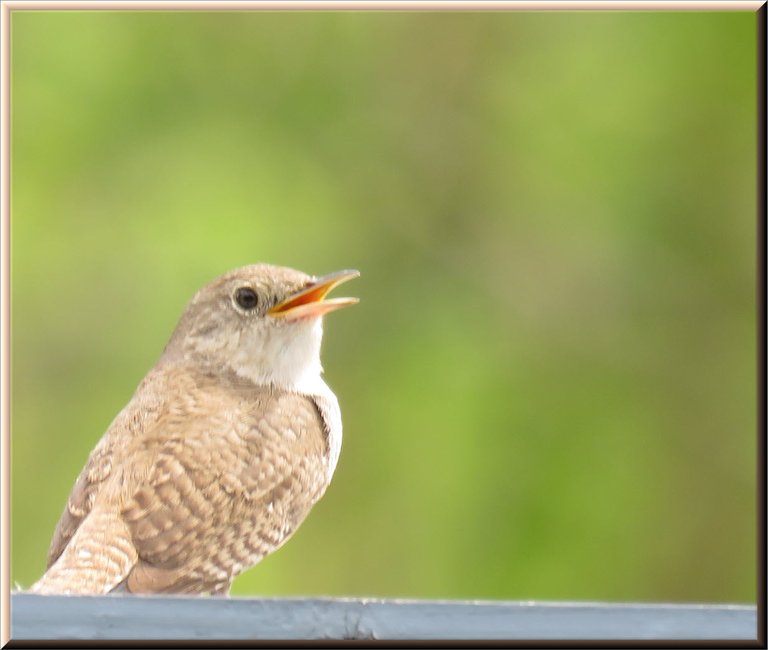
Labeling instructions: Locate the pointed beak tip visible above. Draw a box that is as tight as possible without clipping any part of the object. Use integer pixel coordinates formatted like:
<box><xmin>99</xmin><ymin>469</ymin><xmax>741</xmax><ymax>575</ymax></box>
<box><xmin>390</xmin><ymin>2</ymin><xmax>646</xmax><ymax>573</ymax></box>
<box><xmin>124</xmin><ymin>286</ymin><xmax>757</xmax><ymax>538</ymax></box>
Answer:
<box><xmin>268</xmin><ymin>268</ymin><xmax>360</xmax><ymax>318</ymax></box>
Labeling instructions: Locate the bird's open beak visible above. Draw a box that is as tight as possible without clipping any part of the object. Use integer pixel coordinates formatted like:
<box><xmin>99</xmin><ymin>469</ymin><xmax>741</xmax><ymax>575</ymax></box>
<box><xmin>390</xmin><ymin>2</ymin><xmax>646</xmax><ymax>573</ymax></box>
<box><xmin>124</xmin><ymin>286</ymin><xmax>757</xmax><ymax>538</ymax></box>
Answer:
<box><xmin>268</xmin><ymin>269</ymin><xmax>360</xmax><ymax>320</ymax></box>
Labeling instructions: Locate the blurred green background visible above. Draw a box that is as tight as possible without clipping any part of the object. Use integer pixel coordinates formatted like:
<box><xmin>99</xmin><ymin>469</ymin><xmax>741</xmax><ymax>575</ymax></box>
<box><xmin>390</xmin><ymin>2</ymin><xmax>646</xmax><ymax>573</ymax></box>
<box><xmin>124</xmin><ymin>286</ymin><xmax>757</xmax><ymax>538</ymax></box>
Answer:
<box><xmin>11</xmin><ymin>10</ymin><xmax>757</xmax><ymax>603</ymax></box>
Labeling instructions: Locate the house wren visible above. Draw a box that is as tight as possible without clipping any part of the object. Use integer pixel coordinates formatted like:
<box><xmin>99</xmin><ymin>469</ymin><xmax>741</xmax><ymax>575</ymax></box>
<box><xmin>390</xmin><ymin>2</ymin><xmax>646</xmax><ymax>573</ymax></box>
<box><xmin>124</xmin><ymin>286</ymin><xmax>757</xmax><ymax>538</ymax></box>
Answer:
<box><xmin>31</xmin><ymin>264</ymin><xmax>358</xmax><ymax>595</ymax></box>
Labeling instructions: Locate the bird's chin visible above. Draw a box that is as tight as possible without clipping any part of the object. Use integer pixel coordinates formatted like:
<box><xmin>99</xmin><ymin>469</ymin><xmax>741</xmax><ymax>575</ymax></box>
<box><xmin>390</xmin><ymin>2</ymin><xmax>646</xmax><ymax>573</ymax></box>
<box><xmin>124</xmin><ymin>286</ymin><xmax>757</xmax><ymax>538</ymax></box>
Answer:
<box><xmin>233</xmin><ymin>318</ymin><xmax>324</xmax><ymax>390</ymax></box>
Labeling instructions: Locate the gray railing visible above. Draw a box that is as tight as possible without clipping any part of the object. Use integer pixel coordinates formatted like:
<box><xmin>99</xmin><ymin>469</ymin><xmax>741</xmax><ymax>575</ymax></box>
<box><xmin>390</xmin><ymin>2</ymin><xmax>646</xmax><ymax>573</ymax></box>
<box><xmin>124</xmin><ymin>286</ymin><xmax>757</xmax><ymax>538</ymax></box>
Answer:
<box><xmin>10</xmin><ymin>594</ymin><xmax>758</xmax><ymax>641</ymax></box>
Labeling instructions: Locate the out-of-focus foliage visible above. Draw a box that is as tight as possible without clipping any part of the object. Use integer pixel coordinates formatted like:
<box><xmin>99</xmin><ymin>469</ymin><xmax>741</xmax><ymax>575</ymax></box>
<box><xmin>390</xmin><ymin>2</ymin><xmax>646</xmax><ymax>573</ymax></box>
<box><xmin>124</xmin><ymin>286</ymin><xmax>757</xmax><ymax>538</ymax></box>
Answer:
<box><xmin>11</xmin><ymin>11</ymin><xmax>756</xmax><ymax>603</ymax></box>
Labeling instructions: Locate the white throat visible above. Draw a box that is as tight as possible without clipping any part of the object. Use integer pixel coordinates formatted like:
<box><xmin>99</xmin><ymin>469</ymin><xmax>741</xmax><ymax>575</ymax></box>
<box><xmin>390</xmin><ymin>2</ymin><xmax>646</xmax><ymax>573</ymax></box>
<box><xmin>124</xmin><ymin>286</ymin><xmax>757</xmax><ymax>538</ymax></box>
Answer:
<box><xmin>230</xmin><ymin>316</ymin><xmax>343</xmax><ymax>480</ymax></box>
<box><xmin>231</xmin><ymin>317</ymin><xmax>327</xmax><ymax>395</ymax></box>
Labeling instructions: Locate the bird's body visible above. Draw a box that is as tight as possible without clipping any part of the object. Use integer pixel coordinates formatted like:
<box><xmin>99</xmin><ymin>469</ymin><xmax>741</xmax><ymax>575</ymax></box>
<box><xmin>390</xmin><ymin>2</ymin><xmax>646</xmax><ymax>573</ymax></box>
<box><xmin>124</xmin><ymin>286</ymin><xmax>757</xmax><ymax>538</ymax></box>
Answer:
<box><xmin>31</xmin><ymin>264</ymin><xmax>358</xmax><ymax>595</ymax></box>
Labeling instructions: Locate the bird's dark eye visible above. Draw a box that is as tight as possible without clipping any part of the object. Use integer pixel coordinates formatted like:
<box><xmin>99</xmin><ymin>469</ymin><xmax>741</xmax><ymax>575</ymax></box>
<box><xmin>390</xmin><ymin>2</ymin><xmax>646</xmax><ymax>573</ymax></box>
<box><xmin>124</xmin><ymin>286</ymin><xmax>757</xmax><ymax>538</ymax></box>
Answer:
<box><xmin>234</xmin><ymin>287</ymin><xmax>259</xmax><ymax>310</ymax></box>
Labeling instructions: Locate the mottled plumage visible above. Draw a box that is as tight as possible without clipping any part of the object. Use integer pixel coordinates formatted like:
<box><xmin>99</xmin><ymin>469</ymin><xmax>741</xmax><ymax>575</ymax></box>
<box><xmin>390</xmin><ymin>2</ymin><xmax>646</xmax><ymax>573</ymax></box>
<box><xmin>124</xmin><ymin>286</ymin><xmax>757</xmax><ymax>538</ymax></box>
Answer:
<box><xmin>32</xmin><ymin>264</ymin><xmax>358</xmax><ymax>595</ymax></box>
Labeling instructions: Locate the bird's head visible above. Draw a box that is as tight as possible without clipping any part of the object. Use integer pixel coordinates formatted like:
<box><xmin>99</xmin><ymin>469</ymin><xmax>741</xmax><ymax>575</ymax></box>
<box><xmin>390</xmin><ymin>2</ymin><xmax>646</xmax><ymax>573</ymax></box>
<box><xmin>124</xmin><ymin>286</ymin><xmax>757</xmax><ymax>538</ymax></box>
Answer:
<box><xmin>162</xmin><ymin>264</ymin><xmax>359</xmax><ymax>391</ymax></box>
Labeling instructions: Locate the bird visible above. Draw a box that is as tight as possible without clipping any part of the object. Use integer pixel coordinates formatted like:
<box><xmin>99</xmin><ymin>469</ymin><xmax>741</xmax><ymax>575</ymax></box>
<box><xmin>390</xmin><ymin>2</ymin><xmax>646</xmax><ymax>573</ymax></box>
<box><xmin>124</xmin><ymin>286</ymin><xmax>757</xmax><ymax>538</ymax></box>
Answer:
<box><xmin>31</xmin><ymin>263</ymin><xmax>359</xmax><ymax>596</ymax></box>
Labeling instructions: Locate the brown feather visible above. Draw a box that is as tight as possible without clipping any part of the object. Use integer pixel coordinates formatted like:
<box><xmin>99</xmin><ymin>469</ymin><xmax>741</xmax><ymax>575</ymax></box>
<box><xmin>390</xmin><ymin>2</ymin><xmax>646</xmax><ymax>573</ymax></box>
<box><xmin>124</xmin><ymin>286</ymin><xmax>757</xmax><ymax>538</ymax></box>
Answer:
<box><xmin>34</xmin><ymin>365</ymin><xmax>332</xmax><ymax>595</ymax></box>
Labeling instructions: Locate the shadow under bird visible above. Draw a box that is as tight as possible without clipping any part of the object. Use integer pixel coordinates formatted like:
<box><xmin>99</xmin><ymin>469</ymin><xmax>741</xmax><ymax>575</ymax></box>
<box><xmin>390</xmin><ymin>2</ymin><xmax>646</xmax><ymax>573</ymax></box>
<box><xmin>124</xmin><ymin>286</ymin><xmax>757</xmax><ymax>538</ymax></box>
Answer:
<box><xmin>31</xmin><ymin>264</ymin><xmax>359</xmax><ymax>595</ymax></box>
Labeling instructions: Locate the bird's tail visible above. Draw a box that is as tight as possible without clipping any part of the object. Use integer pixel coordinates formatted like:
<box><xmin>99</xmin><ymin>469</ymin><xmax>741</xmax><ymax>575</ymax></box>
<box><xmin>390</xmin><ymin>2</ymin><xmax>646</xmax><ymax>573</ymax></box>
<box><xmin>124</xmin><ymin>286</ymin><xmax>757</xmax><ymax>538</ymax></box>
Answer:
<box><xmin>31</xmin><ymin>509</ymin><xmax>137</xmax><ymax>595</ymax></box>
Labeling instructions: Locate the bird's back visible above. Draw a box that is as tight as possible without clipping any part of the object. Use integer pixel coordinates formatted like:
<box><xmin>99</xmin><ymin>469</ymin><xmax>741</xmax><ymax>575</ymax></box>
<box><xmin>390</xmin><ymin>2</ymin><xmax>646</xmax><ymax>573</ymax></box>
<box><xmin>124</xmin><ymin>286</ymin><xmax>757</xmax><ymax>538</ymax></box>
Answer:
<box><xmin>33</xmin><ymin>364</ymin><xmax>336</xmax><ymax>595</ymax></box>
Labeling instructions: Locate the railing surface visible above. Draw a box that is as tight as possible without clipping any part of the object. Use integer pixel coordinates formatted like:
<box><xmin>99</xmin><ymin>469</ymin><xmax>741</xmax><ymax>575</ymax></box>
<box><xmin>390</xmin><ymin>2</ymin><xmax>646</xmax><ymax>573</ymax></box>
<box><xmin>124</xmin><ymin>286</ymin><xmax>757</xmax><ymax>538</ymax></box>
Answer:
<box><xmin>10</xmin><ymin>593</ymin><xmax>758</xmax><ymax>641</ymax></box>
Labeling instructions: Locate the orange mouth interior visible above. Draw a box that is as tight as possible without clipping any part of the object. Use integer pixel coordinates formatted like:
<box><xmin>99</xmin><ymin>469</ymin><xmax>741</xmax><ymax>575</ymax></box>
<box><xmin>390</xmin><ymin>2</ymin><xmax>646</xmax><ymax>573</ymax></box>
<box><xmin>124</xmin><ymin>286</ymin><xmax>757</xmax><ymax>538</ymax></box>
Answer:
<box><xmin>268</xmin><ymin>270</ymin><xmax>359</xmax><ymax>320</ymax></box>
